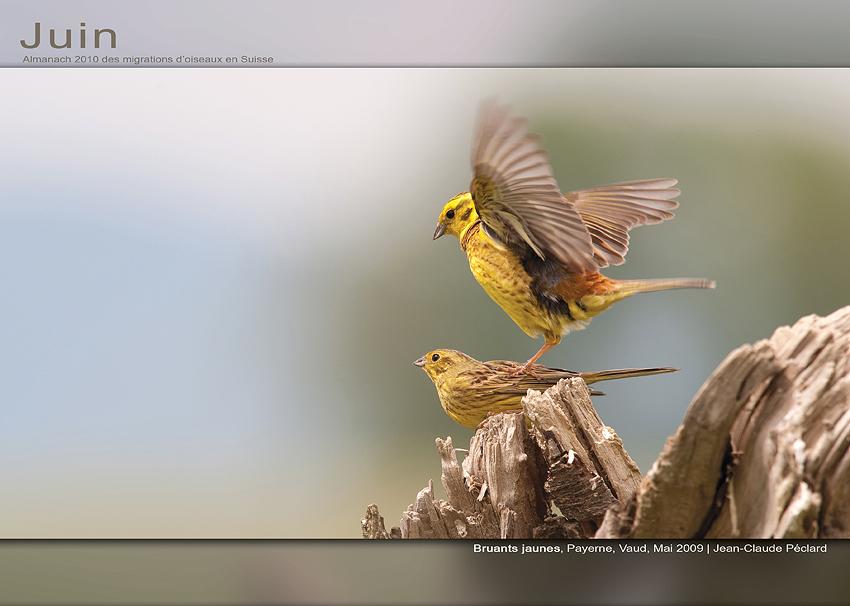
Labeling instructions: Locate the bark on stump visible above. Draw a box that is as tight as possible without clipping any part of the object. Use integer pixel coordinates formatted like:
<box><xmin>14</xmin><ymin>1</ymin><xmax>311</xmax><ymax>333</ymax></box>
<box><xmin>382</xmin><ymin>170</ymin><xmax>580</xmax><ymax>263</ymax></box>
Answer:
<box><xmin>366</xmin><ymin>306</ymin><xmax>850</xmax><ymax>539</ymax></box>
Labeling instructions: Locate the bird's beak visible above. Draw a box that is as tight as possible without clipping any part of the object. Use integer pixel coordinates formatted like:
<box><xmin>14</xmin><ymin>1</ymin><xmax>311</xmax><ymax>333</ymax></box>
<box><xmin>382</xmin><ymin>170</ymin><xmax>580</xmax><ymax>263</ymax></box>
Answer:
<box><xmin>412</xmin><ymin>356</ymin><xmax>426</xmax><ymax>367</ymax></box>
<box><xmin>433</xmin><ymin>222</ymin><xmax>446</xmax><ymax>240</ymax></box>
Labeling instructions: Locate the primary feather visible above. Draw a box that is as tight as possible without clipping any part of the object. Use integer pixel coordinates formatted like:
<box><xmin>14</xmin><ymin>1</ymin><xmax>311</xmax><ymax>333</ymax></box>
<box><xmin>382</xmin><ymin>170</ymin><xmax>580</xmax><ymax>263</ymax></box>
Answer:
<box><xmin>470</xmin><ymin>100</ymin><xmax>598</xmax><ymax>274</ymax></box>
<box><xmin>568</xmin><ymin>178</ymin><xmax>681</xmax><ymax>267</ymax></box>
<box><xmin>471</xmin><ymin>102</ymin><xmax>683</xmax><ymax>273</ymax></box>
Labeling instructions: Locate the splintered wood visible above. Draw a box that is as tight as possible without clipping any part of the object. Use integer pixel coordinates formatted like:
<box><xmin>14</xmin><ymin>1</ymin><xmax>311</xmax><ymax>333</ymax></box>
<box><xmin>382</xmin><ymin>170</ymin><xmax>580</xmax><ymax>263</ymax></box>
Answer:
<box><xmin>367</xmin><ymin>307</ymin><xmax>850</xmax><ymax>539</ymax></box>
<box><xmin>396</xmin><ymin>377</ymin><xmax>640</xmax><ymax>539</ymax></box>
<box><xmin>598</xmin><ymin>306</ymin><xmax>850</xmax><ymax>539</ymax></box>
<box><xmin>524</xmin><ymin>379</ymin><xmax>641</xmax><ymax>521</ymax></box>
<box><xmin>361</xmin><ymin>504</ymin><xmax>398</xmax><ymax>539</ymax></box>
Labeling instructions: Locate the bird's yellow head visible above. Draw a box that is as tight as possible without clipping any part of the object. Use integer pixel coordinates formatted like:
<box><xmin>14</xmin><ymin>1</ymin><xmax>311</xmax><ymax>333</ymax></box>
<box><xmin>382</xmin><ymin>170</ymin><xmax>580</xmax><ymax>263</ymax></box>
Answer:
<box><xmin>433</xmin><ymin>192</ymin><xmax>478</xmax><ymax>240</ymax></box>
<box><xmin>413</xmin><ymin>349</ymin><xmax>475</xmax><ymax>382</ymax></box>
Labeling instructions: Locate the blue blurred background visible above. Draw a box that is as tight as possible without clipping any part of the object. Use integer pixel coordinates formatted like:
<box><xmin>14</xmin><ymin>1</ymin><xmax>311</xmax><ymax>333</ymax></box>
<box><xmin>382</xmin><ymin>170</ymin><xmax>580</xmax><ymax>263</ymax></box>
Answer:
<box><xmin>1</xmin><ymin>69</ymin><xmax>849</xmax><ymax>537</ymax></box>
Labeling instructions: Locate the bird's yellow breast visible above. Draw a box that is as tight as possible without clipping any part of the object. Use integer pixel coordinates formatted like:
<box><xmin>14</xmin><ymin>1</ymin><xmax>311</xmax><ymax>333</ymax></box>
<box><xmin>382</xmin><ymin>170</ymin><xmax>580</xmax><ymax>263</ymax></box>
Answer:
<box><xmin>462</xmin><ymin>223</ymin><xmax>560</xmax><ymax>339</ymax></box>
<box><xmin>434</xmin><ymin>374</ymin><xmax>521</xmax><ymax>429</ymax></box>
<box><xmin>460</xmin><ymin>222</ymin><xmax>619</xmax><ymax>341</ymax></box>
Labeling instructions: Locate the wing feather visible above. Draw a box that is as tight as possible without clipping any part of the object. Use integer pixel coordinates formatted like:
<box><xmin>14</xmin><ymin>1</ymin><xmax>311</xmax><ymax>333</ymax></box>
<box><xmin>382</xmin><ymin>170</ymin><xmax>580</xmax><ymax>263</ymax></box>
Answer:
<box><xmin>469</xmin><ymin>103</ymin><xmax>680</xmax><ymax>271</ymax></box>
<box><xmin>470</xmin><ymin>101</ymin><xmax>597</xmax><ymax>274</ymax></box>
<box><xmin>468</xmin><ymin>361</ymin><xmax>578</xmax><ymax>396</ymax></box>
<box><xmin>566</xmin><ymin>179</ymin><xmax>681</xmax><ymax>267</ymax></box>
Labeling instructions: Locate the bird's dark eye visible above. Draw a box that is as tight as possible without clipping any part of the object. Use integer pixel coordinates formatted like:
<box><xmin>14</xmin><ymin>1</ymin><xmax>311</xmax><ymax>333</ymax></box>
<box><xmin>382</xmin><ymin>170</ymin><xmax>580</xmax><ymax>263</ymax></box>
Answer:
<box><xmin>431</xmin><ymin>353</ymin><xmax>440</xmax><ymax>362</ymax></box>
<box><xmin>445</xmin><ymin>209</ymin><xmax>455</xmax><ymax>220</ymax></box>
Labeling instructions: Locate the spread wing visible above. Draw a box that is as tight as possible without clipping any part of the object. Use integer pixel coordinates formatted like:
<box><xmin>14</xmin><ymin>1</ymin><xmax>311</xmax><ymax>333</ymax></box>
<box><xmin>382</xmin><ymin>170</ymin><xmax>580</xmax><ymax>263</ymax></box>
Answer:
<box><xmin>470</xmin><ymin>101</ymin><xmax>597</xmax><ymax>274</ymax></box>
<box><xmin>567</xmin><ymin>179</ymin><xmax>680</xmax><ymax>267</ymax></box>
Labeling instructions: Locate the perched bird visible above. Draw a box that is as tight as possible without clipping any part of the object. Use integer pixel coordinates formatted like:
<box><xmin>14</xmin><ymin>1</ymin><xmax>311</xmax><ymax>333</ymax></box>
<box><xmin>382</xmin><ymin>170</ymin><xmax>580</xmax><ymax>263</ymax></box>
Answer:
<box><xmin>413</xmin><ymin>349</ymin><xmax>676</xmax><ymax>429</ymax></box>
<box><xmin>433</xmin><ymin>102</ymin><xmax>715</xmax><ymax>371</ymax></box>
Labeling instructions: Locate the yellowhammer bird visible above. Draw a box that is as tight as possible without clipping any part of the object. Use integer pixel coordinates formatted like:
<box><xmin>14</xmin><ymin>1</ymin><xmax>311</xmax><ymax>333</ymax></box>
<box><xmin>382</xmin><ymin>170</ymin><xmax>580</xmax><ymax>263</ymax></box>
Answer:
<box><xmin>433</xmin><ymin>102</ymin><xmax>715</xmax><ymax>371</ymax></box>
<box><xmin>413</xmin><ymin>348</ymin><xmax>675</xmax><ymax>428</ymax></box>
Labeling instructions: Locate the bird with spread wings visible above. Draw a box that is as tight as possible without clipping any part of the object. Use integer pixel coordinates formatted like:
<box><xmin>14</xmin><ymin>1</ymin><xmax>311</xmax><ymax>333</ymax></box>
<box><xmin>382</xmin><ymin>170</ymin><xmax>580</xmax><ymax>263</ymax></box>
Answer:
<box><xmin>433</xmin><ymin>101</ymin><xmax>714</xmax><ymax>371</ymax></box>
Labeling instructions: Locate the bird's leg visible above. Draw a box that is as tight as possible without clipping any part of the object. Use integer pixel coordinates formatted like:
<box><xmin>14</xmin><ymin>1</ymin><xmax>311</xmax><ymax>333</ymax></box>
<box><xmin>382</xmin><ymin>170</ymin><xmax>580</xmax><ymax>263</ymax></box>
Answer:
<box><xmin>505</xmin><ymin>341</ymin><xmax>557</xmax><ymax>377</ymax></box>
<box><xmin>519</xmin><ymin>341</ymin><xmax>557</xmax><ymax>373</ymax></box>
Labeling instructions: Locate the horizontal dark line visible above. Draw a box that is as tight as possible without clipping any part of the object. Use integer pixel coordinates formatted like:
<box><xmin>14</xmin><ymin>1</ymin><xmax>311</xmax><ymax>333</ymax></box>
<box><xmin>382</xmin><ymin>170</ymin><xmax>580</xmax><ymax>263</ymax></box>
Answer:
<box><xmin>3</xmin><ymin>65</ymin><xmax>850</xmax><ymax>69</ymax></box>
<box><xmin>0</xmin><ymin>538</ymin><xmax>842</xmax><ymax>542</ymax></box>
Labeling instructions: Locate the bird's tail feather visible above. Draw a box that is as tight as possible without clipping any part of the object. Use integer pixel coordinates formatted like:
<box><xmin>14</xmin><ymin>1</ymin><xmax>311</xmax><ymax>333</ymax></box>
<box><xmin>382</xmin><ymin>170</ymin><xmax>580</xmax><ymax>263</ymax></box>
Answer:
<box><xmin>580</xmin><ymin>367</ymin><xmax>677</xmax><ymax>385</ymax></box>
<box><xmin>614</xmin><ymin>277</ymin><xmax>716</xmax><ymax>295</ymax></box>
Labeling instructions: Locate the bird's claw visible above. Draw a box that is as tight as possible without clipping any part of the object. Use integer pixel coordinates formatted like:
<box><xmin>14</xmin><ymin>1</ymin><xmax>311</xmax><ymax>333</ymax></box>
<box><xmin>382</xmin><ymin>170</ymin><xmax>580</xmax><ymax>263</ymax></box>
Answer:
<box><xmin>507</xmin><ymin>363</ymin><xmax>541</xmax><ymax>379</ymax></box>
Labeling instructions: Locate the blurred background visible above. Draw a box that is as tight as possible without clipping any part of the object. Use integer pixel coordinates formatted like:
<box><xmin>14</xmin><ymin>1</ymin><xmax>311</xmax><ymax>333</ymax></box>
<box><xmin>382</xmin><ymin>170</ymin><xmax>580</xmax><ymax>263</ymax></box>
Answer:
<box><xmin>1</xmin><ymin>69</ymin><xmax>850</xmax><ymax>538</ymax></box>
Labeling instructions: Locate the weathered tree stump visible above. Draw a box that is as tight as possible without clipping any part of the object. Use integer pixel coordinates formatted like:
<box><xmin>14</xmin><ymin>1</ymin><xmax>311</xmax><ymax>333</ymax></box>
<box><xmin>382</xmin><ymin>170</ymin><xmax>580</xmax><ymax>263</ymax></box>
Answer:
<box><xmin>388</xmin><ymin>376</ymin><xmax>643</xmax><ymax>539</ymax></box>
<box><xmin>366</xmin><ymin>306</ymin><xmax>850</xmax><ymax>539</ymax></box>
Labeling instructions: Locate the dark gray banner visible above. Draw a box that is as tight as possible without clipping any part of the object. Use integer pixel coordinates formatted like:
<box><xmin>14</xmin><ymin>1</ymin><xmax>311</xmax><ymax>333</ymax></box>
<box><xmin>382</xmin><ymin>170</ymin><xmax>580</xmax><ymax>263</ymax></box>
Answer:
<box><xmin>0</xmin><ymin>540</ymin><xmax>848</xmax><ymax>605</ymax></box>
<box><xmin>3</xmin><ymin>0</ymin><xmax>850</xmax><ymax>67</ymax></box>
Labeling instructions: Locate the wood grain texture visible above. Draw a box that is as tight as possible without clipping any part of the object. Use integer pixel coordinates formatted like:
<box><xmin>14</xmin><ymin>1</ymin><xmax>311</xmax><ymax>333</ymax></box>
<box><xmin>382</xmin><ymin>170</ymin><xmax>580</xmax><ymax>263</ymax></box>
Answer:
<box><xmin>599</xmin><ymin>307</ymin><xmax>850</xmax><ymax>539</ymax></box>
